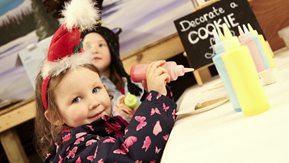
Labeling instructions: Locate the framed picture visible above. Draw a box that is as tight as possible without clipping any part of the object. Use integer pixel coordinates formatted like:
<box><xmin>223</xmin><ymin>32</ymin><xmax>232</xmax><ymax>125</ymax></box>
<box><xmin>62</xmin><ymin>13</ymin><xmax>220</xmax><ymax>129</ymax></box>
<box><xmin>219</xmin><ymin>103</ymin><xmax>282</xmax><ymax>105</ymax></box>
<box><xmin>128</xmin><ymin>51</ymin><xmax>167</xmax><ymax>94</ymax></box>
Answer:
<box><xmin>0</xmin><ymin>0</ymin><xmax>39</xmax><ymax>100</ymax></box>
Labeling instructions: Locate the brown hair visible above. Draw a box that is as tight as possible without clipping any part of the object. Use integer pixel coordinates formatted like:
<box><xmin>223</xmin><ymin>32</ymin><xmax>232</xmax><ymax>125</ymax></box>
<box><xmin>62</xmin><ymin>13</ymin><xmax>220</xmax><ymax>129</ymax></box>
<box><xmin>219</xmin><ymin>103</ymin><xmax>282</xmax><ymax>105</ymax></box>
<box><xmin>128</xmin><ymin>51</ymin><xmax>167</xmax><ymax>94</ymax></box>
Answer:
<box><xmin>34</xmin><ymin>64</ymin><xmax>99</xmax><ymax>158</ymax></box>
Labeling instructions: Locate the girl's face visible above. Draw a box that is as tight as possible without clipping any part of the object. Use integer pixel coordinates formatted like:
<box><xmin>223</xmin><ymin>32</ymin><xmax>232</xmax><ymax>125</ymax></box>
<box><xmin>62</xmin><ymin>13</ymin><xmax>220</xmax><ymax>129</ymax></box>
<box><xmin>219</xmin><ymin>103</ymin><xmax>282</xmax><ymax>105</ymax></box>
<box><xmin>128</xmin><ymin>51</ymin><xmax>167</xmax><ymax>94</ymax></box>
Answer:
<box><xmin>54</xmin><ymin>67</ymin><xmax>112</xmax><ymax>128</ymax></box>
<box><xmin>83</xmin><ymin>33</ymin><xmax>111</xmax><ymax>76</ymax></box>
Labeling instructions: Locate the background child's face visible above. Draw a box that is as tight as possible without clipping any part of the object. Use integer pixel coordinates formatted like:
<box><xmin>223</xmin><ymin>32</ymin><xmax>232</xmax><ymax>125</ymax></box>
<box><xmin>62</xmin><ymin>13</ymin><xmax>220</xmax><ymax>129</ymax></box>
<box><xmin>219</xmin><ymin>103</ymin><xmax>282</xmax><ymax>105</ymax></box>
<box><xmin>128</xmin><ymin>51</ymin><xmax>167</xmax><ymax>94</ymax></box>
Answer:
<box><xmin>83</xmin><ymin>33</ymin><xmax>111</xmax><ymax>76</ymax></box>
<box><xmin>54</xmin><ymin>67</ymin><xmax>112</xmax><ymax>128</ymax></box>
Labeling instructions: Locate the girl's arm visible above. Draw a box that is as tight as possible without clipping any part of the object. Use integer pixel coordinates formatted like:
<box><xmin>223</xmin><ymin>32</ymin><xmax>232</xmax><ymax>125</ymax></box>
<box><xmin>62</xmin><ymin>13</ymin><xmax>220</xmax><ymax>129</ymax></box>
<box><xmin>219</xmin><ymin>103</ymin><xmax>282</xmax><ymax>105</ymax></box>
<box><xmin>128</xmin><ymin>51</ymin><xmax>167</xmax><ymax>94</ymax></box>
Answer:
<box><xmin>121</xmin><ymin>90</ymin><xmax>177</xmax><ymax>162</ymax></box>
<box><xmin>103</xmin><ymin>61</ymin><xmax>177</xmax><ymax>161</ymax></box>
<box><xmin>96</xmin><ymin>90</ymin><xmax>176</xmax><ymax>162</ymax></box>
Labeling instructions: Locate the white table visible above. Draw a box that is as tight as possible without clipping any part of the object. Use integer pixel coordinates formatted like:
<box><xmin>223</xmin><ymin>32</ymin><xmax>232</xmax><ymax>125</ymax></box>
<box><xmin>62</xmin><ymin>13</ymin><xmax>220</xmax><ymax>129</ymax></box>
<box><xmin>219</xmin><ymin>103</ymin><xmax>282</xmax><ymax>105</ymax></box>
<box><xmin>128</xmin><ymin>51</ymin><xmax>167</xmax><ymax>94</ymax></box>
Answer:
<box><xmin>161</xmin><ymin>48</ymin><xmax>289</xmax><ymax>163</ymax></box>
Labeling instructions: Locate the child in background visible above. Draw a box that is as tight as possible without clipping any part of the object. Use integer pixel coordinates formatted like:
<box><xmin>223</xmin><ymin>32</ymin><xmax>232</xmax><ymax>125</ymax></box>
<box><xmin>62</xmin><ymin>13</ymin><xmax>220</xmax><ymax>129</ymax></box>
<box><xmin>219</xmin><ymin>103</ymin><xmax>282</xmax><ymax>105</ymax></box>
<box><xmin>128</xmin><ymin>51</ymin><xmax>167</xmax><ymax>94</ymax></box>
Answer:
<box><xmin>34</xmin><ymin>0</ymin><xmax>177</xmax><ymax>162</ymax></box>
<box><xmin>81</xmin><ymin>26</ymin><xmax>143</xmax><ymax>121</ymax></box>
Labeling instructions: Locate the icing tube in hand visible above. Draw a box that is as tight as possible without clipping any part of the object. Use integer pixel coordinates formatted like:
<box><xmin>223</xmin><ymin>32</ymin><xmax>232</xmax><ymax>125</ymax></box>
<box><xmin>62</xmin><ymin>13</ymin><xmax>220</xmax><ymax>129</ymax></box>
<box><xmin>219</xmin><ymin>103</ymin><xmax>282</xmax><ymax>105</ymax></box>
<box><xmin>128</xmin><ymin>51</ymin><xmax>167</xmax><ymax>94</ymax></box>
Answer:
<box><xmin>130</xmin><ymin>61</ymin><xmax>194</xmax><ymax>82</ymax></box>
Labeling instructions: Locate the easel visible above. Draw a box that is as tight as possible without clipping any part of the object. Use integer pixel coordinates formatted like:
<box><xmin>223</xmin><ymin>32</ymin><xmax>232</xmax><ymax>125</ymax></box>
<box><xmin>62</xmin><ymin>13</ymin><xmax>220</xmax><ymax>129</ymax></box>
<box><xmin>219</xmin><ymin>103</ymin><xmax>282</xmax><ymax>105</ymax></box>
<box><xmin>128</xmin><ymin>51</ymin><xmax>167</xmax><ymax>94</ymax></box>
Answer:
<box><xmin>188</xmin><ymin>0</ymin><xmax>262</xmax><ymax>85</ymax></box>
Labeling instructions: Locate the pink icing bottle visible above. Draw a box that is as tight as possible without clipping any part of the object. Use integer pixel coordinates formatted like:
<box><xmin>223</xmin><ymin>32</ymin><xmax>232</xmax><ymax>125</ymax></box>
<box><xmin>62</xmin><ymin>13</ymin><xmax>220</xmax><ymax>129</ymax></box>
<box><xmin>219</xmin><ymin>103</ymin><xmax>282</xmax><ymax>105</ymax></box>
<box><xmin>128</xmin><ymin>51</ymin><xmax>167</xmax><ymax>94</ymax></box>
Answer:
<box><xmin>130</xmin><ymin>61</ymin><xmax>194</xmax><ymax>82</ymax></box>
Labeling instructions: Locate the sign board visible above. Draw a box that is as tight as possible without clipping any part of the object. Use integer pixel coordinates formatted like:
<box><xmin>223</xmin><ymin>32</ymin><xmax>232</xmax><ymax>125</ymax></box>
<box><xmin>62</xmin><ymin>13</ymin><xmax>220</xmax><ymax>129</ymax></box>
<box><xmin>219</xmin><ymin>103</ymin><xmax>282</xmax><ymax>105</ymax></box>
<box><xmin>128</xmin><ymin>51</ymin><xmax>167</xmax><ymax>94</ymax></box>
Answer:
<box><xmin>174</xmin><ymin>0</ymin><xmax>264</xmax><ymax>69</ymax></box>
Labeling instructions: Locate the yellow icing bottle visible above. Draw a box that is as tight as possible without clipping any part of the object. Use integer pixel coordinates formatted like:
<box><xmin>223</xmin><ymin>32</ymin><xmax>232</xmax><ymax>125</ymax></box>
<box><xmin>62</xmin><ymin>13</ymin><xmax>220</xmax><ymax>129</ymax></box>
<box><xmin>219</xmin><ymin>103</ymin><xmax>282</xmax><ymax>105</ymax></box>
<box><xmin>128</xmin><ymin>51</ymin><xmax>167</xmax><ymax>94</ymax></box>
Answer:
<box><xmin>221</xmin><ymin>24</ymin><xmax>270</xmax><ymax>116</ymax></box>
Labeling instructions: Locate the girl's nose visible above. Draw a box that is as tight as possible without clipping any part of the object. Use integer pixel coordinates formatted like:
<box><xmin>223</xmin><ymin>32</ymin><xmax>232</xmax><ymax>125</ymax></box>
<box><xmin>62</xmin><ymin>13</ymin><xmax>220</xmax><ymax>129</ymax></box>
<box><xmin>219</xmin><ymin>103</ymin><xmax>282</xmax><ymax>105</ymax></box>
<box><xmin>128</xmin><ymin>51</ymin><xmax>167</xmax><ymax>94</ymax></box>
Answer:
<box><xmin>90</xmin><ymin>44</ymin><xmax>99</xmax><ymax>54</ymax></box>
<box><xmin>89</xmin><ymin>101</ymin><xmax>100</xmax><ymax>110</ymax></box>
<box><xmin>88</xmin><ymin>95</ymin><xmax>100</xmax><ymax>110</ymax></box>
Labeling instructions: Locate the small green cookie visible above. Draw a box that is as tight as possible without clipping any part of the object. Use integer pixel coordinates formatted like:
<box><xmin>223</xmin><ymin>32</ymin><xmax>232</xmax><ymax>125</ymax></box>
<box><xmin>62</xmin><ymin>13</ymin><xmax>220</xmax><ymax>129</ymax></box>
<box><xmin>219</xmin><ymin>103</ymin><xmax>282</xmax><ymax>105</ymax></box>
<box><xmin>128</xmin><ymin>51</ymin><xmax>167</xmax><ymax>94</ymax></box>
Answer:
<box><xmin>124</xmin><ymin>93</ymin><xmax>139</xmax><ymax>109</ymax></box>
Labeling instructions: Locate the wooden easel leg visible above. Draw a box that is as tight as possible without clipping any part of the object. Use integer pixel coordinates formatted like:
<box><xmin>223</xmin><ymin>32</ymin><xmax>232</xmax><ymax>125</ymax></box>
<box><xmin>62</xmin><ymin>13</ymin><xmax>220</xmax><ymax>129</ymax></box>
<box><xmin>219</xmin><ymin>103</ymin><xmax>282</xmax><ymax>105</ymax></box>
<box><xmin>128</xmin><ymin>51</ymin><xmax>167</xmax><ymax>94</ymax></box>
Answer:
<box><xmin>193</xmin><ymin>70</ymin><xmax>204</xmax><ymax>85</ymax></box>
<box><xmin>193</xmin><ymin>67</ymin><xmax>212</xmax><ymax>85</ymax></box>
<box><xmin>0</xmin><ymin>129</ymin><xmax>29</xmax><ymax>163</ymax></box>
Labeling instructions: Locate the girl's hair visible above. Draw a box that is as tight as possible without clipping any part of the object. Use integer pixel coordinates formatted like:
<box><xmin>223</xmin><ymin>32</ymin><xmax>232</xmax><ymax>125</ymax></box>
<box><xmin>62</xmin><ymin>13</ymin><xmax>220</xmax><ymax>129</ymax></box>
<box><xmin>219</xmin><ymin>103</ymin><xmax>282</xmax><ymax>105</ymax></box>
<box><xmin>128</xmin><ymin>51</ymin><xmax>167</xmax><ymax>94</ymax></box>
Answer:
<box><xmin>81</xmin><ymin>26</ymin><xmax>142</xmax><ymax>96</ymax></box>
<box><xmin>34</xmin><ymin>64</ymin><xmax>99</xmax><ymax>158</ymax></box>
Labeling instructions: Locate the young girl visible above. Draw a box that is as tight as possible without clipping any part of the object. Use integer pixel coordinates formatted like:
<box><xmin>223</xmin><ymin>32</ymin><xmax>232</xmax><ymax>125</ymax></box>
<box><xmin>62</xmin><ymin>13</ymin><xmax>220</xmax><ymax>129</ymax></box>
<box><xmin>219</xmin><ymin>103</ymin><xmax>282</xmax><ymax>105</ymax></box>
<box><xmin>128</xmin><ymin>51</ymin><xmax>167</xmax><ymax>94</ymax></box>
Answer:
<box><xmin>81</xmin><ymin>26</ymin><xmax>144</xmax><ymax>120</ymax></box>
<box><xmin>35</xmin><ymin>59</ymin><xmax>176</xmax><ymax>162</ymax></box>
<box><xmin>34</xmin><ymin>0</ymin><xmax>176</xmax><ymax>162</ymax></box>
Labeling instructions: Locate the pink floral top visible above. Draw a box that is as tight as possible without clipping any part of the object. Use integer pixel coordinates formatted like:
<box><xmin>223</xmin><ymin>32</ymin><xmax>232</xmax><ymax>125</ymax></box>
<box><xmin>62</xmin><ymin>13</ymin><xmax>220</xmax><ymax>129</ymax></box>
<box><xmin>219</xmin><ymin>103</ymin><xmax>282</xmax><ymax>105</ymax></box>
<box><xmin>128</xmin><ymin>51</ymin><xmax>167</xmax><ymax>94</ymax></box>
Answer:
<box><xmin>44</xmin><ymin>91</ymin><xmax>177</xmax><ymax>163</ymax></box>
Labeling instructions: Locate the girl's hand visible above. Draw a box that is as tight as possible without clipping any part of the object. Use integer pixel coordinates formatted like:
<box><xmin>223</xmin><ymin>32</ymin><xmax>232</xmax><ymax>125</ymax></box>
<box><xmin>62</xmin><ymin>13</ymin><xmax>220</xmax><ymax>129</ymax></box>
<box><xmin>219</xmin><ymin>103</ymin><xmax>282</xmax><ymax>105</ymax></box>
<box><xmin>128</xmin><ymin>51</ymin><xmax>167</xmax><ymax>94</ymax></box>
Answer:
<box><xmin>145</xmin><ymin>60</ymin><xmax>170</xmax><ymax>96</ymax></box>
<box><xmin>114</xmin><ymin>95</ymin><xmax>136</xmax><ymax>120</ymax></box>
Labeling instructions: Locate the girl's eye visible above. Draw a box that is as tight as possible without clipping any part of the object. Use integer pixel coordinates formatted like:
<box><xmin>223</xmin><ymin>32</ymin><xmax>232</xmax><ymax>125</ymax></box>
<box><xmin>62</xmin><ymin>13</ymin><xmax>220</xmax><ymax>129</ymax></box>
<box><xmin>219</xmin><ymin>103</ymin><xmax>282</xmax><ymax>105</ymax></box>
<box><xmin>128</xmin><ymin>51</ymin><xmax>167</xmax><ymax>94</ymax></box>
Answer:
<box><xmin>72</xmin><ymin>97</ymin><xmax>81</xmax><ymax>104</ymax></box>
<box><xmin>99</xmin><ymin>43</ymin><xmax>106</xmax><ymax>48</ymax></box>
<box><xmin>92</xmin><ymin>87</ymin><xmax>100</xmax><ymax>94</ymax></box>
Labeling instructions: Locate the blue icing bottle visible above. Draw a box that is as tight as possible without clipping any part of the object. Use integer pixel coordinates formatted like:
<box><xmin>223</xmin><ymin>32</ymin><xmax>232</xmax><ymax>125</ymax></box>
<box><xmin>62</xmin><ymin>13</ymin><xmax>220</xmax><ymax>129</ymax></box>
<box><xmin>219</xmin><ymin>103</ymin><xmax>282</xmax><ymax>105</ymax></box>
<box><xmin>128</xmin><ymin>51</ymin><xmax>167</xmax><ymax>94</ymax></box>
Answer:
<box><xmin>212</xmin><ymin>27</ymin><xmax>241</xmax><ymax>112</ymax></box>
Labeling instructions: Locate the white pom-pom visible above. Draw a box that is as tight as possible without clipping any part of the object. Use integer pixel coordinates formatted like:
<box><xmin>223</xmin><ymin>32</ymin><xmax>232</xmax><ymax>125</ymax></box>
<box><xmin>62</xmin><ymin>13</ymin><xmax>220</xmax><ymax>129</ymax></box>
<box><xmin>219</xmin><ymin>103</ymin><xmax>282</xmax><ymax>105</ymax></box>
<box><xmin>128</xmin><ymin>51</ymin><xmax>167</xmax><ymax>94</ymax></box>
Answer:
<box><xmin>61</xmin><ymin>0</ymin><xmax>100</xmax><ymax>30</ymax></box>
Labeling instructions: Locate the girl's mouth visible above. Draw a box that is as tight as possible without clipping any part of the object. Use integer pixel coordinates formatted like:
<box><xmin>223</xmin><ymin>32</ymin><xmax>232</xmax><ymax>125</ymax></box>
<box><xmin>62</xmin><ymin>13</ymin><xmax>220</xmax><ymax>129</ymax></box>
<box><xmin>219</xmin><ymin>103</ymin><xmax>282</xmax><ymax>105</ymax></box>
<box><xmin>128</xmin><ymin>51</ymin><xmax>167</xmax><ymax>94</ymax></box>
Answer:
<box><xmin>92</xmin><ymin>55</ymin><xmax>101</xmax><ymax>60</ymax></box>
<box><xmin>89</xmin><ymin>111</ymin><xmax>102</xmax><ymax>119</ymax></box>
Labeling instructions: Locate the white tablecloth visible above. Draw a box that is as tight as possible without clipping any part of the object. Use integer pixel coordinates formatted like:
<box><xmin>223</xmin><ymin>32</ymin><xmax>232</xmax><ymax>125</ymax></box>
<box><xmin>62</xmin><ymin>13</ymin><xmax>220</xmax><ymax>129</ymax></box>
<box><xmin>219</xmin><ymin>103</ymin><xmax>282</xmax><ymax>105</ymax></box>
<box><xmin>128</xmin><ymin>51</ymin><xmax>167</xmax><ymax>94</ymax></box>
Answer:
<box><xmin>161</xmin><ymin>49</ymin><xmax>289</xmax><ymax>163</ymax></box>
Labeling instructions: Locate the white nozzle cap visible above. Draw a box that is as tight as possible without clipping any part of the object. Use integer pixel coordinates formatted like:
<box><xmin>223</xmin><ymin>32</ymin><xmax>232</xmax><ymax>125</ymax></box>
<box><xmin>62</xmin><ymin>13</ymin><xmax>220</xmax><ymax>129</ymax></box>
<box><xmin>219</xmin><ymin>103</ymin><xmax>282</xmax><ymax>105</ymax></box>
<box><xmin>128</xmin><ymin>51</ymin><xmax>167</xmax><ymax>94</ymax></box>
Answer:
<box><xmin>222</xmin><ymin>24</ymin><xmax>240</xmax><ymax>50</ymax></box>
<box><xmin>212</xmin><ymin>29</ymin><xmax>225</xmax><ymax>54</ymax></box>
<box><xmin>243</xmin><ymin>24</ymin><xmax>249</xmax><ymax>34</ymax></box>
<box><xmin>247</xmin><ymin>23</ymin><xmax>258</xmax><ymax>35</ymax></box>
<box><xmin>238</xmin><ymin>25</ymin><xmax>244</xmax><ymax>35</ymax></box>
<box><xmin>184</xmin><ymin>68</ymin><xmax>194</xmax><ymax>73</ymax></box>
